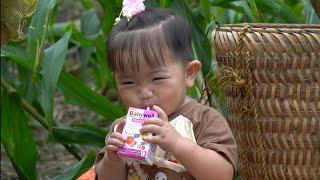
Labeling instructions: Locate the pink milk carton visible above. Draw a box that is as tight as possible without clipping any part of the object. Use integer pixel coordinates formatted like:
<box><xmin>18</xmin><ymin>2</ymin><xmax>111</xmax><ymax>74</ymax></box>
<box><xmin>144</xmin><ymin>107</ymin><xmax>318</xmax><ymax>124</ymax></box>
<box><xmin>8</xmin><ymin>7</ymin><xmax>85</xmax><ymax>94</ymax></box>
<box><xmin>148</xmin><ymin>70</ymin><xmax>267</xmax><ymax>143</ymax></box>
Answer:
<box><xmin>117</xmin><ymin>107</ymin><xmax>158</xmax><ymax>165</ymax></box>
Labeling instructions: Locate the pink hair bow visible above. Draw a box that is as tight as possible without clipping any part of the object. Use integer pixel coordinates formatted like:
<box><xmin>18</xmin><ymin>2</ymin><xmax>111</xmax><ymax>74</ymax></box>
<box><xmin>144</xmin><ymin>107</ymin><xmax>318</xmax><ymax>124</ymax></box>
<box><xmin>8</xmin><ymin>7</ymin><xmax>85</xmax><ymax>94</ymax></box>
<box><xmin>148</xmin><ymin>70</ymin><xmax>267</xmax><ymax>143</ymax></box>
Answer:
<box><xmin>115</xmin><ymin>0</ymin><xmax>146</xmax><ymax>25</ymax></box>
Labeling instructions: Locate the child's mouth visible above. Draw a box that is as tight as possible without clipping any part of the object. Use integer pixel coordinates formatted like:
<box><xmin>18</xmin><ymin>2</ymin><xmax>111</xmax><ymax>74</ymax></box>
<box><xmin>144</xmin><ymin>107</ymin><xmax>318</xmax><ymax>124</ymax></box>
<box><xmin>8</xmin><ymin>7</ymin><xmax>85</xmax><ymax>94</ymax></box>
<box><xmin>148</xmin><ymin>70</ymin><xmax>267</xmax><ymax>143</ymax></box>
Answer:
<box><xmin>143</xmin><ymin>98</ymin><xmax>154</xmax><ymax>107</ymax></box>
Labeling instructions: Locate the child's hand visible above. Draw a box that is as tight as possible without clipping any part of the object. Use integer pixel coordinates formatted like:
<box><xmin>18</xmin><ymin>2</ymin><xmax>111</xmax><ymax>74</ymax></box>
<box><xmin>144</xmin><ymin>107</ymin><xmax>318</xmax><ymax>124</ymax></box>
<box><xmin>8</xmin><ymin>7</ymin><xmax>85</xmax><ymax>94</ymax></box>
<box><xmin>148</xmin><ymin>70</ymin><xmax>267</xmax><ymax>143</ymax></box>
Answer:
<box><xmin>140</xmin><ymin>105</ymin><xmax>182</xmax><ymax>153</ymax></box>
<box><xmin>105</xmin><ymin>119</ymin><xmax>126</xmax><ymax>162</ymax></box>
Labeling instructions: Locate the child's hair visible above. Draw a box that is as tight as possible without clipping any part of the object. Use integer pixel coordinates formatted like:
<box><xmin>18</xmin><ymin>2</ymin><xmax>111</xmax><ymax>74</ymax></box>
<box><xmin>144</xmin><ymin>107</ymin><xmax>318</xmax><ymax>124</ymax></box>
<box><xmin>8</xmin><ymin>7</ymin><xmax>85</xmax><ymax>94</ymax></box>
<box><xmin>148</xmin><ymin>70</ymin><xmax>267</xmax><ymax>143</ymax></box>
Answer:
<box><xmin>107</xmin><ymin>8</ymin><xmax>193</xmax><ymax>72</ymax></box>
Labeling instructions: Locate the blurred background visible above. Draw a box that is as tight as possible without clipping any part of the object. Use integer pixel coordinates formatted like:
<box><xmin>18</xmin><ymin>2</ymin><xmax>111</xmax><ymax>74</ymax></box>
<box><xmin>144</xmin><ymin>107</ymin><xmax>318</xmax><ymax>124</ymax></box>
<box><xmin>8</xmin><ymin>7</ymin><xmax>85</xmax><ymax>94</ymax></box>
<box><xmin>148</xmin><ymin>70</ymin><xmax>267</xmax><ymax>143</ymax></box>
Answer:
<box><xmin>1</xmin><ymin>0</ymin><xmax>319</xmax><ymax>179</ymax></box>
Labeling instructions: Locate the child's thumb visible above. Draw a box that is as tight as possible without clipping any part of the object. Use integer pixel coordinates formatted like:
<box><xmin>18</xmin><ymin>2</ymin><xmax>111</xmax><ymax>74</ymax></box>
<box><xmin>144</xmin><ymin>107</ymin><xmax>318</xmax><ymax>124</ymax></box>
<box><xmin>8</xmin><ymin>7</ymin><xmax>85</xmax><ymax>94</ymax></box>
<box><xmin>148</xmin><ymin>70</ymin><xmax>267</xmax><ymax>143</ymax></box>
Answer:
<box><xmin>116</xmin><ymin>118</ymin><xmax>126</xmax><ymax>133</ymax></box>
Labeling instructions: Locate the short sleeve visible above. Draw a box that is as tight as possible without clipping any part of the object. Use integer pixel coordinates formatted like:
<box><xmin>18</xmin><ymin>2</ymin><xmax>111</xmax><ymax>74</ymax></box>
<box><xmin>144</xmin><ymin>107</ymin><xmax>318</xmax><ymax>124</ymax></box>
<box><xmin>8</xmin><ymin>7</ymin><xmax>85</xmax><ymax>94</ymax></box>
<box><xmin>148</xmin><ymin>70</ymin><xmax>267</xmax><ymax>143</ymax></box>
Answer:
<box><xmin>195</xmin><ymin>109</ymin><xmax>238</xmax><ymax>173</ymax></box>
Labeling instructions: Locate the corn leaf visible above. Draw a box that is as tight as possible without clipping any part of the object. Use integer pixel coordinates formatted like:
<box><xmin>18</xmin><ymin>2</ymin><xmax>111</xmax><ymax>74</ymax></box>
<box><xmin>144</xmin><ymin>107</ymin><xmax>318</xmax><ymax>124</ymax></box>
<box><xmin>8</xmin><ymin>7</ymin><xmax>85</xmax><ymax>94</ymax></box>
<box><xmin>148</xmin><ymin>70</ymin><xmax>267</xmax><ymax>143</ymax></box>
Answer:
<box><xmin>78</xmin><ymin>9</ymin><xmax>99</xmax><ymax>82</ymax></box>
<box><xmin>52</xmin><ymin>124</ymin><xmax>107</xmax><ymax>147</ymax></box>
<box><xmin>1</xmin><ymin>46</ymin><xmax>123</xmax><ymax>120</ymax></box>
<box><xmin>1</xmin><ymin>46</ymin><xmax>31</xmax><ymax>70</ymax></box>
<box><xmin>159</xmin><ymin>0</ymin><xmax>171</xmax><ymax>8</ymax></box>
<box><xmin>210</xmin><ymin>0</ymin><xmax>246</xmax><ymax>13</ymax></box>
<box><xmin>92</xmin><ymin>37</ymin><xmax>113</xmax><ymax>88</ymax></box>
<box><xmin>59</xmin><ymin>71</ymin><xmax>123</xmax><ymax>120</ymax></box>
<box><xmin>173</xmin><ymin>1</ymin><xmax>213</xmax><ymax>75</ymax></box>
<box><xmin>311</xmin><ymin>0</ymin><xmax>320</xmax><ymax>18</ymax></box>
<box><xmin>256</xmin><ymin>0</ymin><xmax>301</xmax><ymax>23</ymax></box>
<box><xmin>52</xmin><ymin>151</ymin><xmax>96</xmax><ymax>180</ymax></box>
<box><xmin>210</xmin><ymin>0</ymin><xmax>241</xmax><ymax>6</ymax></box>
<box><xmin>200</xmin><ymin>0</ymin><xmax>211</xmax><ymax>22</ymax></box>
<box><xmin>80</xmin><ymin>0</ymin><xmax>94</xmax><ymax>10</ymax></box>
<box><xmin>28</xmin><ymin>0</ymin><xmax>55</xmax><ymax>77</ymax></box>
<box><xmin>1</xmin><ymin>89</ymin><xmax>38</xmax><ymax>180</ymax></box>
<box><xmin>51</xmin><ymin>22</ymin><xmax>93</xmax><ymax>47</ymax></box>
<box><xmin>305</xmin><ymin>0</ymin><xmax>320</xmax><ymax>24</ymax></box>
<box><xmin>246</xmin><ymin>0</ymin><xmax>265</xmax><ymax>22</ymax></box>
<box><xmin>81</xmin><ymin>9</ymin><xmax>101</xmax><ymax>37</ymax></box>
<box><xmin>40</xmin><ymin>31</ymin><xmax>71</xmax><ymax>131</ymax></box>
<box><xmin>97</xmin><ymin>0</ymin><xmax>121</xmax><ymax>35</ymax></box>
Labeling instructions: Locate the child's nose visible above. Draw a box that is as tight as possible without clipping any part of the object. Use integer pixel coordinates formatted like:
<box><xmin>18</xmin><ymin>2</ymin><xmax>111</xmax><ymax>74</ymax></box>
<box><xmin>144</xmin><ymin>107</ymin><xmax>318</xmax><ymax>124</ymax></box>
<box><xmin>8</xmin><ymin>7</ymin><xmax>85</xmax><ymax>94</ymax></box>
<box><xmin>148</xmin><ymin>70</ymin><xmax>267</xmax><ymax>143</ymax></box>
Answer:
<box><xmin>138</xmin><ymin>87</ymin><xmax>153</xmax><ymax>99</ymax></box>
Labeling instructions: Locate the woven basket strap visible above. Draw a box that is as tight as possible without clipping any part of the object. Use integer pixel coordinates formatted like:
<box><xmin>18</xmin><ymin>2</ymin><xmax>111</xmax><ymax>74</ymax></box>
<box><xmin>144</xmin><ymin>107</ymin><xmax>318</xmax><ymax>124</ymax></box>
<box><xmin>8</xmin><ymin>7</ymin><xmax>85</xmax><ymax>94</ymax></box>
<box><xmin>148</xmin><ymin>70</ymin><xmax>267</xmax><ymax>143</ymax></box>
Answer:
<box><xmin>215</xmin><ymin>25</ymin><xmax>250</xmax><ymax>179</ymax></box>
<box><xmin>236</xmin><ymin>24</ymin><xmax>251</xmax><ymax>180</ymax></box>
<box><xmin>215</xmin><ymin>24</ymin><xmax>270</xmax><ymax>179</ymax></box>
<box><xmin>237</xmin><ymin>24</ymin><xmax>269</xmax><ymax>180</ymax></box>
<box><xmin>245</xmin><ymin>52</ymin><xmax>268</xmax><ymax>180</ymax></box>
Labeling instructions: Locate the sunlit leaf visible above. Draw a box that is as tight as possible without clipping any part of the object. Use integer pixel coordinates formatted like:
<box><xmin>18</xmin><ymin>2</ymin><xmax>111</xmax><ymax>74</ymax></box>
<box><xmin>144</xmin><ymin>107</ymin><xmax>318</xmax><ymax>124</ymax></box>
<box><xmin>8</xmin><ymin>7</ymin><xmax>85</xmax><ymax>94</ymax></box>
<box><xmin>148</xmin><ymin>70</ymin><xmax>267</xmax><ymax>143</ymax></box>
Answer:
<box><xmin>28</xmin><ymin>0</ymin><xmax>56</xmax><ymax>77</ymax></box>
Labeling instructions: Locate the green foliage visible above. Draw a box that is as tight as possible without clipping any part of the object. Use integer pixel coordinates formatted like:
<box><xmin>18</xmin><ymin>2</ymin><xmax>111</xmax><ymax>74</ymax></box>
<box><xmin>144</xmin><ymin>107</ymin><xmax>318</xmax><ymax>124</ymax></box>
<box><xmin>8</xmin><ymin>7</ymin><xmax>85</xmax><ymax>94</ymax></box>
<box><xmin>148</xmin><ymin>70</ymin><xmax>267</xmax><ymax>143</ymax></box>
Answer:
<box><xmin>1</xmin><ymin>88</ymin><xmax>38</xmax><ymax>180</ymax></box>
<box><xmin>52</xmin><ymin>151</ymin><xmax>96</xmax><ymax>180</ymax></box>
<box><xmin>40</xmin><ymin>31</ymin><xmax>72</xmax><ymax>132</ymax></box>
<box><xmin>1</xmin><ymin>0</ymin><xmax>318</xmax><ymax>179</ymax></box>
<box><xmin>53</xmin><ymin>124</ymin><xmax>107</xmax><ymax>147</ymax></box>
<box><xmin>59</xmin><ymin>71</ymin><xmax>123</xmax><ymax>120</ymax></box>
<box><xmin>28</xmin><ymin>0</ymin><xmax>56</xmax><ymax>77</ymax></box>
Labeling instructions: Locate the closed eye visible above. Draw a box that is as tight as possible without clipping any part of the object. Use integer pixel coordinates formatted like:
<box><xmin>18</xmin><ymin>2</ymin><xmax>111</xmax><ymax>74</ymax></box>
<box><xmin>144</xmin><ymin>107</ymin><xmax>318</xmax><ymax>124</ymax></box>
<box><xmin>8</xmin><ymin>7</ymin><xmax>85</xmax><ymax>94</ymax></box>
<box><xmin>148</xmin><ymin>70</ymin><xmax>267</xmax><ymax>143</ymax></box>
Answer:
<box><xmin>152</xmin><ymin>77</ymin><xmax>167</xmax><ymax>81</ymax></box>
<box><xmin>121</xmin><ymin>81</ymin><xmax>134</xmax><ymax>85</ymax></box>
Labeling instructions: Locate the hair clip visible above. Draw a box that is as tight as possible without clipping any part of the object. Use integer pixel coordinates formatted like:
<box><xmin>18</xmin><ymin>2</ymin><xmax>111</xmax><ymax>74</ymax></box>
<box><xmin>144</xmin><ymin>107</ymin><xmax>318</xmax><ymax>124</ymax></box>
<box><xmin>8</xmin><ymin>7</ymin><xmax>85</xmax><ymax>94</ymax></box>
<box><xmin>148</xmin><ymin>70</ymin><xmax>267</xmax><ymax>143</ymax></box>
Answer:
<box><xmin>114</xmin><ymin>0</ymin><xmax>146</xmax><ymax>25</ymax></box>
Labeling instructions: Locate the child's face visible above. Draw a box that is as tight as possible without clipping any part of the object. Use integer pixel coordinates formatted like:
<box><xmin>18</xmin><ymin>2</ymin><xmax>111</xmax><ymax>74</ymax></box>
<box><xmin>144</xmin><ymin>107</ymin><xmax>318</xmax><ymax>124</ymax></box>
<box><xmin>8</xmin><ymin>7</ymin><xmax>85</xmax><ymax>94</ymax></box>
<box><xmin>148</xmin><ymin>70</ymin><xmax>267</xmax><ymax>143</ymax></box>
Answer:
<box><xmin>114</xmin><ymin>59</ymin><xmax>189</xmax><ymax>116</ymax></box>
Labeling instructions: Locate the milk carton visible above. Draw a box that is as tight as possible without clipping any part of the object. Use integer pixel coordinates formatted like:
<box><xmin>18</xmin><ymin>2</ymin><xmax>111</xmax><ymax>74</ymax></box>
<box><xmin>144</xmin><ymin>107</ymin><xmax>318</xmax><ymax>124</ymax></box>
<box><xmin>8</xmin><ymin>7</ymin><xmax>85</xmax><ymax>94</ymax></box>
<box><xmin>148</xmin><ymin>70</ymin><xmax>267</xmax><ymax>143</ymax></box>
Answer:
<box><xmin>117</xmin><ymin>107</ymin><xmax>158</xmax><ymax>165</ymax></box>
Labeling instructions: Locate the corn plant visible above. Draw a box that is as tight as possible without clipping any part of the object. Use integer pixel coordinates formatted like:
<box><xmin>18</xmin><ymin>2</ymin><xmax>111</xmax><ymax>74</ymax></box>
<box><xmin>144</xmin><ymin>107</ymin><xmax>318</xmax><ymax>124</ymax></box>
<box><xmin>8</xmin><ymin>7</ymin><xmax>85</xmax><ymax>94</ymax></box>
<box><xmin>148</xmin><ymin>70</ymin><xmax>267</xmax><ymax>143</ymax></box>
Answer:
<box><xmin>1</xmin><ymin>0</ymin><xmax>318</xmax><ymax>179</ymax></box>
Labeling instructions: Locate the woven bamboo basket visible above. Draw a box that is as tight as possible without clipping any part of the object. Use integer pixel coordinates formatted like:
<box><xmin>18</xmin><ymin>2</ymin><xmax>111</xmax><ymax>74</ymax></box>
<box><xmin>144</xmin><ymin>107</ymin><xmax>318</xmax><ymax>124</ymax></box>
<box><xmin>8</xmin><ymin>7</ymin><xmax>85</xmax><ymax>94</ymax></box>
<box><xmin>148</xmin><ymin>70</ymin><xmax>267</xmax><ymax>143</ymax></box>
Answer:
<box><xmin>213</xmin><ymin>24</ymin><xmax>320</xmax><ymax>179</ymax></box>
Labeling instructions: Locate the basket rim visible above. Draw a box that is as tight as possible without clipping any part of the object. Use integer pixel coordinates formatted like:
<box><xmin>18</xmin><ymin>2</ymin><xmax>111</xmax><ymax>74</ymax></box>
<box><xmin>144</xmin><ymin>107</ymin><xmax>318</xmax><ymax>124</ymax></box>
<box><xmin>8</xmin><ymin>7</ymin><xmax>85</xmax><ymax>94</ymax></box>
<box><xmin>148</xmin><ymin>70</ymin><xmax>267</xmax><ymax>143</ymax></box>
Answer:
<box><xmin>218</xmin><ymin>23</ymin><xmax>320</xmax><ymax>28</ymax></box>
<box><xmin>215</xmin><ymin>23</ymin><xmax>320</xmax><ymax>35</ymax></box>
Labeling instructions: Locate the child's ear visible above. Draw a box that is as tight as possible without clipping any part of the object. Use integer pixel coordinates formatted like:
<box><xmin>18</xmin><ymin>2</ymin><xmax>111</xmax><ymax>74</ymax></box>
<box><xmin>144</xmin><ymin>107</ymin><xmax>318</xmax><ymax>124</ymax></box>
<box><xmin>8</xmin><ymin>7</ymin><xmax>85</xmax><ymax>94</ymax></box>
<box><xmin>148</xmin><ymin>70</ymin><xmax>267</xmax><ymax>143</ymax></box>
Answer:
<box><xmin>186</xmin><ymin>60</ymin><xmax>202</xmax><ymax>88</ymax></box>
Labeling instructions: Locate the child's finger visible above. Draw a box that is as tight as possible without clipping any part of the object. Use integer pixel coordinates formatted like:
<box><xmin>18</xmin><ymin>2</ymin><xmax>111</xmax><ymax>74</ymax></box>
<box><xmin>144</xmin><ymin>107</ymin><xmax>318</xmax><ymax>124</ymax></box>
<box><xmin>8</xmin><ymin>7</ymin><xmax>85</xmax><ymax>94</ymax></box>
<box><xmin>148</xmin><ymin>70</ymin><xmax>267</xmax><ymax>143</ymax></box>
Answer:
<box><xmin>140</xmin><ymin>124</ymin><xmax>161</xmax><ymax>135</ymax></box>
<box><xmin>115</xmin><ymin>118</ymin><xmax>126</xmax><ymax>133</ymax></box>
<box><xmin>109</xmin><ymin>132</ymin><xmax>126</xmax><ymax>142</ymax></box>
<box><xmin>106</xmin><ymin>144</ymin><xmax>120</xmax><ymax>152</ymax></box>
<box><xmin>152</xmin><ymin>105</ymin><xmax>168</xmax><ymax>121</ymax></box>
<box><xmin>142</xmin><ymin>135</ymin><xmax>160</xmax><ymax>144</ymax></box>
<box><xmin>105</xmin><ymin>133</ymin><xmax>124</xmax><ymax>145</ymax></box>
<box><xmin>107</xmin><ymin>138</ymin><xmax>125</xmax><ymax>147</ymax></box>
<box><xmin>143</xmin><ymin>117</ymin><xmax>164</xmax><ymax>126</ymax></box>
